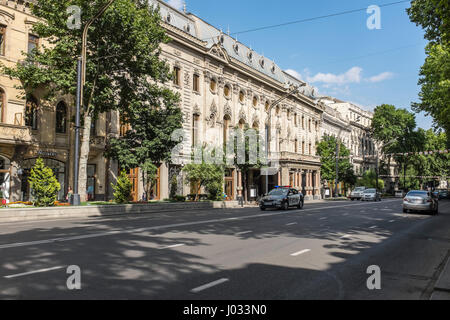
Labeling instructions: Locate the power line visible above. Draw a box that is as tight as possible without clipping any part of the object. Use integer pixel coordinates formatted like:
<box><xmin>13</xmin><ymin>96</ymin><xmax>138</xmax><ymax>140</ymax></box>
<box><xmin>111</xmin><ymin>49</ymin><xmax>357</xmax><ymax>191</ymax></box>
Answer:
<box><xmin>203</xmin><ymin>0</ymin><xmax>410</xmax><ymax>41</ymax></box>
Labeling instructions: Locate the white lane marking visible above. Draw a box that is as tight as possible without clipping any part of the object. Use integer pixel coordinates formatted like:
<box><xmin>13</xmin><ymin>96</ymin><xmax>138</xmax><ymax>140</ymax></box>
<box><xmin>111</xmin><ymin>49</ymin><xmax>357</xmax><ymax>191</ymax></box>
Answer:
<box><xmin>389</xmin><ymin>220</ymin><xmax>396</xmax><ymax>223</ymax></box>
<box><xmin>236</xmin><ymin>231</ymin><xmax>252</xmax><ymax>235</ymax></box>
<box><xmin>191</xmin><ymin>278</ymin><xmax>229</xmax><ymax>293</ymax></box>
<box><xmin>286</xmin><ymin>222</ymin><xmax>298</xmax><ymax>226</ymax></box>
<box><xmin>319</xmin><ymin>217</ymin><xmax>327</xmax><ymax>220</ymax></box>
<box><xmin>291</xmin><ymin>249</ymin><xmax>311</xmax><ymax>256</ymax></box>
<box><xmin>4</xmin><ymin>266</ymin><xmax>64</xmax><ymax>279</ymax></box>
<box><xmin>340</xmin><ymin>234</ymin><xmax>352</xmax><ymax>239</ymax></box>
<box><xmin>0</xmin><ymin>200</ymin><xmax>400</xmax><ymax>250</ymax></box>
<box><xmin>160</xmin><ymin>244</ymin><xmax>185</xmax><ymax>250</ymax></box>
<box><xmin>369</xmin><ymin>225</ymin><xmax>378</xmax><ymax>229</ymax></box>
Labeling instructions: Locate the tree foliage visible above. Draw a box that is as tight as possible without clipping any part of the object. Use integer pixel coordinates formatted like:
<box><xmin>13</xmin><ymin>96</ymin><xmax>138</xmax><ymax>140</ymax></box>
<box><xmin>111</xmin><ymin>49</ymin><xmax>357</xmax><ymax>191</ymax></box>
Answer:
<box><xmin>407</xmin><ymin>0</ymin><xmax>450</xmax><ymax>44</ymax></box>
<box><xmin>183</xmin><ymin>162</ymin><xmax>224</xmax><ymax>202</ymax></box>
<box><xmin>407</xmin><ymin>0</ymin><xmax>450</xmax><ymax>144</ymax></box>
<box><xmin>28</xmin><ymin>158</ymin><xmax>61</xmax><ymax>207</ymax></box>
<box><xmin>316</xmin><ymin>135</ymin><xmax>354</xmax><ymax>187</ymax></box>
<box><xmin>357</xmin><ymin>170</ymin><xmax>384</xmax><ymax>190</ymax></box>
<box><xmin>412</xmin><ymin>43</ymin><xmax>450</xmax><ymax>142</ymax></box>
<box><xmin>112</xmin><ymin>171</ymin><xmax>132</xmax><ymax>204</ymax></box>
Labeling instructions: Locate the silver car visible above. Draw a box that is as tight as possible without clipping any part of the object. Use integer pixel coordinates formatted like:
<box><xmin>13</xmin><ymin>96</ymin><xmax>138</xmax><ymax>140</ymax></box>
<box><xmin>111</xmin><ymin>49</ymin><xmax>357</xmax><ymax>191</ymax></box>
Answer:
<box><xmin>361</xmin><ymin>189</ymin><xmax>381</xmax><ymax>201</ymax></box>
<box><xmin>403</xmin><ymin>190</ymin><xmax>439</xmax><ymax>215</ymax></box>
<box><xmin>350</xmin><ymin>186</ymin><xmax>366</xmax><ymax>201</ymax></box>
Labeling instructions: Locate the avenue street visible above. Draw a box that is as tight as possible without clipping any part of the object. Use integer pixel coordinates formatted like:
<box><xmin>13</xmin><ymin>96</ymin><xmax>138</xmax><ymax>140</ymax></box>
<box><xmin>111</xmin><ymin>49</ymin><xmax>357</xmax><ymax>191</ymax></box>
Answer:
<box><xmin>0</xmin><ymin>199</ymin><xmax>449</xmax><ymax>300</ymax></box>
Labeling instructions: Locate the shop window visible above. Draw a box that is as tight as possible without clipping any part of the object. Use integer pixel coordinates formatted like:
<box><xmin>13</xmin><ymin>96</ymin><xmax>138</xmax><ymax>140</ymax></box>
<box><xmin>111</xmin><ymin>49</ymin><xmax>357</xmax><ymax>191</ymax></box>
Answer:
<box><xmin>55</xmin><ymin>101</ymin><xmax>67</xmax><ymax>134</ymax></box>
<box><xmin>25</xmin><ymin>95</ymin><xmax>38</xmax><ymax>130</ymax></box>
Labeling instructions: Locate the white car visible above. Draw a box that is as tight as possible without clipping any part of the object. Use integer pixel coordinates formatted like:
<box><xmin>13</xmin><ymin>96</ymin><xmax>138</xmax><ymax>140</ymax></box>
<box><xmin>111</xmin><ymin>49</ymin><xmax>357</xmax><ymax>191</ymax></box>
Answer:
<box><xmin>361</xmin><ymin>189</ymin><xmax>382</xmax><ymax>201</ymax></box>
<box><xmin>350</xmin><ymin>187</ymin><xmax>366</xmax><ymax>201</ymax></box>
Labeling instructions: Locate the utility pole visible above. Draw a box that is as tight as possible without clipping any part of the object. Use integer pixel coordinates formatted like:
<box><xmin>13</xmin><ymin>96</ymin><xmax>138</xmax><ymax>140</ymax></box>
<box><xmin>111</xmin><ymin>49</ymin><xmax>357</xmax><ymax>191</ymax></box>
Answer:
<box><xmin>375</xmin><ymin>150</ymin><xmax>379</xmax><ymax>191</ymax></box>
<box><xmin>72</xmin><ymin>0</ymin><xmax>116</xmax><ymax>206</ymax></box>
<box><xmin>335</xmin><ymin>139</ymin><xmax>340</xmax><ymax>197</ymax></box>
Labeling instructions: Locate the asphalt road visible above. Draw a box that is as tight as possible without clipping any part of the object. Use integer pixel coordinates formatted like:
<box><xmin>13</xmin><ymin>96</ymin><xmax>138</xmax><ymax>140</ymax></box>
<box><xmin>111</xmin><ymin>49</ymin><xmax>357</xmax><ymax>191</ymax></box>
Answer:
<box><xmin>0</xmin><ymin>199</ymin><xmax>449</xmax><ymax>300</ymax></box>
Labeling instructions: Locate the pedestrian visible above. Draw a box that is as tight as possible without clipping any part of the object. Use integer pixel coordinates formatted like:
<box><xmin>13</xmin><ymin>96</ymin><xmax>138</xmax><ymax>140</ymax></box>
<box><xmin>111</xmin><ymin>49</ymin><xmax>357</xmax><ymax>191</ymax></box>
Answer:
<box><xmin>67</xmin><ymin>186</ymin><xmax>73</xmax><ymax>203</ymax></box>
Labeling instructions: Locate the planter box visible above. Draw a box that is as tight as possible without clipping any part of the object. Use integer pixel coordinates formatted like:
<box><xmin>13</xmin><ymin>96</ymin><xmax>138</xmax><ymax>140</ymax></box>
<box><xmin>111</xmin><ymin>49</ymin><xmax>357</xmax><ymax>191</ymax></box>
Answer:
<box><xmin>0</xmin><ymin>201</ymin><xmax>216</xmax><ymax>223</ymax></box>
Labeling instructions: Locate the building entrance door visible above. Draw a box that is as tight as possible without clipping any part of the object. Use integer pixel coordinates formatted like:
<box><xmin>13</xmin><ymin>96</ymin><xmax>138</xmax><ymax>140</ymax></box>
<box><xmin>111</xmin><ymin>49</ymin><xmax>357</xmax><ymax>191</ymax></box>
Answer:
<box><xmin>224</xmin><ymin>169</ymin><xmax>234</xmax><ymax>201</ymax></box>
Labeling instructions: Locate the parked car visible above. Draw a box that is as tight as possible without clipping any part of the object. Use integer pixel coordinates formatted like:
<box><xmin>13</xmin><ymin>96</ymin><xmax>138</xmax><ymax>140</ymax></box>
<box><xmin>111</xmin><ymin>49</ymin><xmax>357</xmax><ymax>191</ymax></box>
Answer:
<box><xmin>403</xmin><ymin>190</ymin><xmax>439</xmax><ymax>215</ymax></box>
<box><xmin>437</xmin><ymin>189</ymin><xmax>449</xmax><ymax>200</ymax></box>
<box><xmin>260</xmin><ymin>186</ymin><xmax>304</xmax><ymax>211</ymax></box>
<box><xmin>350</xmin><ymin>187</ymin><xmax>366</xmax><ymax>201</ymax></box>
<box><xmin>361</xmin><ymin>188</ymin><xmax>381</xmax><ymax>201</ymax></box>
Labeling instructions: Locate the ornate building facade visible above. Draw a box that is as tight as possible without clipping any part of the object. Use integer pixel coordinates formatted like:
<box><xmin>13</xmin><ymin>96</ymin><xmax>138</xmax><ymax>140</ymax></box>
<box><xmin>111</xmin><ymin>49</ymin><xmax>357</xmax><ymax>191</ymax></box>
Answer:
<box><xmin>1</xmin><ymin>0</ymin><xmax>394</xmax><ymax>204</ymax></box>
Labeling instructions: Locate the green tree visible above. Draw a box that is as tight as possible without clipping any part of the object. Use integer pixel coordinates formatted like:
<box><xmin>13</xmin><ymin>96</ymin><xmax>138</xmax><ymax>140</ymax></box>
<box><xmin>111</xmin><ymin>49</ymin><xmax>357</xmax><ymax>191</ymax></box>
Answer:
<box><xmin>28</xmin><ymin>158</ymin><xmax>61</xmax><ymax>207</ymax></box>
<box><xmin>1</xmin><ymin>0</ymin><xmax>175</xmax><ymax>202</ymax></box>
<box><xmin>357</xmin><ymin>170</ymin><xmax>385</xmax><ymax>190</ymax></box>
<box><xmin>140</xmin><ymin>160</ymin><xmax>158</xmax><ymax>202</ymax></box>
<box><xmin>112</xmin><ymin>171</ymin><xmax>132</xmax><ymax>204</ymax></box>
<box><xmin>183</xmin><ymin>162</ymin><xmax>224</xmax><ymax>202</ymax></box>
<box><xmin>407</xmin><ymin>0</ymin><xmax>450</xmax><ymax>144</ymax></box>
<box><xmin>230</xmin><ymin>126</ymin><xmax>263</xmax><ymax>203</ymax></box>
<box><xmin>412</xmin><ymin>43</ymin><xmax>450</xmax><ymax>143</ymax></box>
<box><xmin>407</xmin><ymin>0</ymin><xmax>450</xmax><ymax>44</ymax></box>
<box><xmin>316</xmin><ymin>135</ymin><xmax>353</xmax><ymax>196</ymax></box>
<box><xmin>371</xmin><ymin>104</ymin><xmax>425</xmax><ymax>189</ymax></box>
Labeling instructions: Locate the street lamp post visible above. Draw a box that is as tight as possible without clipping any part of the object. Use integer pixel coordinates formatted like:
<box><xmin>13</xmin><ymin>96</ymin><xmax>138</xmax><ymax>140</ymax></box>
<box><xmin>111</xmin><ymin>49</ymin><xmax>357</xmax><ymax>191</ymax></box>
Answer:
<box><xmin>72</xmin><ymin>0</ymin><xmax>116</xmax><ymax>206</ymax></box>
<box><xmin>264</xmin><ymin>84</ymin><xmax>306</xmax><ymax>195</ymax></box>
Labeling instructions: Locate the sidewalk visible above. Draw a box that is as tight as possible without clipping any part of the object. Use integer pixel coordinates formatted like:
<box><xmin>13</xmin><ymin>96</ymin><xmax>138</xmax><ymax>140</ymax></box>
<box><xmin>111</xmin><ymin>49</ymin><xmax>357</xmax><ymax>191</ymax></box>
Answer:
<box><xmin>431</xmin><ymin>254</ymin><xmax>450</xmax><ymax>300</ymax></box>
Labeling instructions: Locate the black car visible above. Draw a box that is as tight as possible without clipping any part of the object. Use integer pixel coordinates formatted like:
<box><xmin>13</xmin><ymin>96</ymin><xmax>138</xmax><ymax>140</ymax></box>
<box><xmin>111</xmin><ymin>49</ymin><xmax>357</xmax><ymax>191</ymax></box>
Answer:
<box><xmin>260</xmin><ymin>187</ymin><xmax>304</xmax><ymax>211</ymax></box>
<box><xmin>437</xmin><ymin>190</ymin><xmax>449</xmax><ymax>200</ymax></box>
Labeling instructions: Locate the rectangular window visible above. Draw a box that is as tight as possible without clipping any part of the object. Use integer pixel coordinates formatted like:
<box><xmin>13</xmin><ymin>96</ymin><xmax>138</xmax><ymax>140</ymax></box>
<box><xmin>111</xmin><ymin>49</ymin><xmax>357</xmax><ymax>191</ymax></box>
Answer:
<box><xmin>302</xmin><ymin>141</ymin><xmax>305</xmax><ymax>154</ymax></box>
<box><xmin>193</xmin><ymin>74</ymin><xmax>199</xmax><ymax>92</ymax></box>
<box><xmin>28</xmin><ymin>34</ymin><xmax>39</xmax><ymax>55</ymax></box>
<box><xmin>0</xmin><ymin>25</ymin><xmax>6</xmax><ymax>56</ymax></box>
<box><xmin>173</xmin><ymin>67</ymin><xmax>181</xmax><ymax>86</ymax></box>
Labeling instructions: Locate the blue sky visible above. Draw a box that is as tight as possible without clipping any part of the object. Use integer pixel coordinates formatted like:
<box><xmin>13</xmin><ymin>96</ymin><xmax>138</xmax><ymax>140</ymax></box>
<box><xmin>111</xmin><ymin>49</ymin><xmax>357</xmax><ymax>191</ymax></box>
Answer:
<box><xmin>165</xmin><ymin>0</ymin><xmax>432</xmax><ymax>130</ymax></box>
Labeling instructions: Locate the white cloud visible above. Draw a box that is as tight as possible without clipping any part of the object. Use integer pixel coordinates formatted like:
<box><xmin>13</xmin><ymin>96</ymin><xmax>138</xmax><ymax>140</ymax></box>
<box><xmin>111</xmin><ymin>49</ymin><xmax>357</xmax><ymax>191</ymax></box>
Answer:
<box><xmin>366</xmin><ymin>72</ymin><xmax>394</xmax><ymax>83</ymax></box>
<box><xmin>285</xmin><ymin>69</ymin><xmax>303</xmax><ymax>80</ymax></box>
<box><xmin>166</xmin><ymin>0</ymin><xmax>184</xmax><ymax>11</ymax></box>
<box><xmin>307</xmin><ymin>67</ymin><xmax>363</xmax><ymax>85</ymax></box>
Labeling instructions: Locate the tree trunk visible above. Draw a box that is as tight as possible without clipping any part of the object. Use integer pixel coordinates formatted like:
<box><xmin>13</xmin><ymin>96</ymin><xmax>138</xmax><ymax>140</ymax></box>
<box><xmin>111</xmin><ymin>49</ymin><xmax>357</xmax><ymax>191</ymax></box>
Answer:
<box><xmin>243</xmin><ymin>171</ymin><xmax>248</xmax><ymax>204</ymax></box>
<box><xmin>78</xmin><ymin>113</ymin><xmax>92</xmax><ymax>203</ymax></box>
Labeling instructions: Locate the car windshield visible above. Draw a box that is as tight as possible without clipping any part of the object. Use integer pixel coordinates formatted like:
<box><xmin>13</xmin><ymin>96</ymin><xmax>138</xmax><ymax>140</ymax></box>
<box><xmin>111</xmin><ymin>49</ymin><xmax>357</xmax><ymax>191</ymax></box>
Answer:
<box><xmin>365</xmin><ymin>189</ymin><xmax>376</xmax><ymax>194</ymax></box>
<box><xmin>407</xmin><ymin>191</ymin><xmax>427</xmax><ymax>198</ymax></box>
<box><xmin>355</xmin><ymin>187</ymin><xmax>365</xmax><ymax>191</ymax></box>
<box><xmin>269</xmin><ymin>188</ymin><xmax>289</xmax><ymax>196</ymax></box>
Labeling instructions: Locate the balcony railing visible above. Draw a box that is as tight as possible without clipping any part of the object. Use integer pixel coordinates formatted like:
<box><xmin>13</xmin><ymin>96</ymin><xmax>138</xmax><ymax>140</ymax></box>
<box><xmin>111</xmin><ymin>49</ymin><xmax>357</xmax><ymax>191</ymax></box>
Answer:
<box><xmin>0</xmin><ymin>123</ymin><xmax>34</xmax><ymax>145</ymax></box>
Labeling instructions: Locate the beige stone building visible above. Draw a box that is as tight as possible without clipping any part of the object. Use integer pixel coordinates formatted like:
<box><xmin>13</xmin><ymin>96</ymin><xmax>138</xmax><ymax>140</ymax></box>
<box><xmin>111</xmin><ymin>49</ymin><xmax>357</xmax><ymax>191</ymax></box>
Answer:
<box><xmin>0</xmin><ymin>0</ymin><xmax>115</xmax><ymax>203</ymax></box>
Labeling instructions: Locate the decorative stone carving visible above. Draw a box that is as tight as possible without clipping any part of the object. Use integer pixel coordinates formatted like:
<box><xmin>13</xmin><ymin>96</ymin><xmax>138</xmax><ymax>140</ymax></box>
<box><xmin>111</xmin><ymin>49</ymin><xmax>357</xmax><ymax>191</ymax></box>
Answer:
<box><xmin>207</xmin><ymin>102</ymin><xmax>218</xmax><ymax>127</ymax></box>
<box><xmin>238</xmin><ymin>108</ymin><xmax>247</xmax><ymax>123</ymax></box>
<box><xmin>224</xmin><ymin>103</ymin><xmax>232</xmax><ymax>119</ymax></box>
<box><xmin>193</xmin><ymin>104</ymin><xmax>201</xmax><ymax>116</ymax></box>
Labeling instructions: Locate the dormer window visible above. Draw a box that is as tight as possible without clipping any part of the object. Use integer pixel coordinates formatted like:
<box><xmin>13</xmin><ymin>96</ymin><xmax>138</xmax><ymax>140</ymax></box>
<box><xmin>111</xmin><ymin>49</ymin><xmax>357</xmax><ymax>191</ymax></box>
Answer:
<box><xmin>184</xmin><ymin>24</ymin><xmax>191</xmax><ymax>33</ymax></box>
<box><xmin>219</xmin><ymin>35</ymin><xmax>224</xmax><ymax>44</ymax></box>
<box><xmin>166</xmin><ymin>14</ymin><xmax>171</xmax><ymax>23</ymax></box>
<box><xmin>259</xmin><ymin>58</ymin><xmax>265</xmax><ymax>68</ymax></box>
<box><xmin>233</xmin><ymin>43</ymin><xmax>239</xmax><ymax>54</ymax></box>
<box><xmin>247</xmin><ymin>51</ymin><xmax>253</xmax><ymax>62</ymax></box>
<box><xmin>271</xmin><ymin>64</ymin><xmax>276</xmax><ymax>74</ymax></box>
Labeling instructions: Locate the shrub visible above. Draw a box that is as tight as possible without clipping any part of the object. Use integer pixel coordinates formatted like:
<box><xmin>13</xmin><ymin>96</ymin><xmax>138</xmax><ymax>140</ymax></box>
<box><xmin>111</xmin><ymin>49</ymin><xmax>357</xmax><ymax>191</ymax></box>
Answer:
<box><xmin>28</xmin><ymin>158</ymin><xmax>61</xmax><ymax>207</ymax></box>
<box><xmin>112</xmin><ymin>171</ymin><xmax>133</xmax><ymax>204</ymax></box>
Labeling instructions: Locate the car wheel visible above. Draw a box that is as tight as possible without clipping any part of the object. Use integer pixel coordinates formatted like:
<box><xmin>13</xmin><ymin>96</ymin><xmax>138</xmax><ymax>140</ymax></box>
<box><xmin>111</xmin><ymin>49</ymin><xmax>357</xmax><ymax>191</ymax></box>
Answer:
<box><xmin>403</xmin><ymin>208</ymin><xmax>408</xmax><ymax>213</ymax></box>
<box><xmin>260</xmin><ymin>207</ymin><xmax>266</xmax><ymax>211</ymax></box>
<box><xmin>297</xmin><ymin>200</ymin><xmax>304</xmax><ymax>210</ymax></box>
<box><xmin>282</xmin><ymin>201</ymin><xmax>289</xmax><ymax>211</ymax></box>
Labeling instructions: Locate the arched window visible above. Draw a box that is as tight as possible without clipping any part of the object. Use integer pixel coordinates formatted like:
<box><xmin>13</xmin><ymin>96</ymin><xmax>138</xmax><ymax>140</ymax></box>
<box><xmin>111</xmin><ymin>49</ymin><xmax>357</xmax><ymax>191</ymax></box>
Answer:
<box><xmin>25</xmin><ymin>95</ymin><xmax>38</xmax><ymax>130</ymax></box>
<box><xmin>55</xmin><ymin>101</ymin><xmax>67</xmax><ymax>134</ymax></box>
<box><xmin>0</xmin><ymin>88</ymin><xmax>4</xmax><ymax>123</ymax></box>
